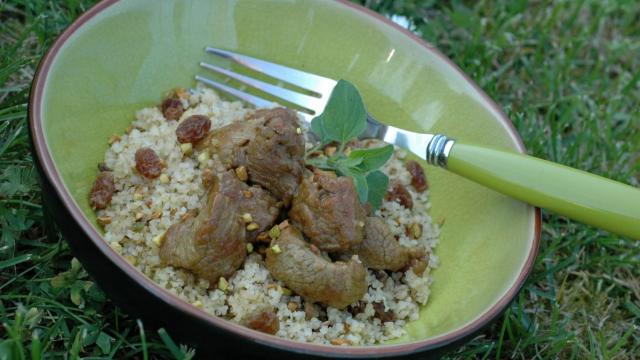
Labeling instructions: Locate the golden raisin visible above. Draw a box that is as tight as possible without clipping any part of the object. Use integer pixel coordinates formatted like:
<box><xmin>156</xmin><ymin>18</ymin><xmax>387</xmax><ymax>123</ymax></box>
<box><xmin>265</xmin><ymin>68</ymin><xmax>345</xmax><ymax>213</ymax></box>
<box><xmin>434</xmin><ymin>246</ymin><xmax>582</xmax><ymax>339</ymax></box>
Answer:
<box><xmin>176</xmin><ymin>115</ymin><xmax>211</xmax><ymax>144</ymax></box>
<box><xmin>89</xmin><ymin>172</ymin><xmax>115</xmax><ymax>209</ymax></box>
<box><xmin>135</xmin><ymin>148</ymin><xmax>162</xmax><ymax>179</ymax></box>
<box><xmin>243</xmin><ymin>310</ymin><xmax>279</xmax><ymax>335</ymax></box>
<box><xmin>161</xmin><ymin>97</ymin><xmax>184</xmax><ymax>121</ymax></box>
<box><xmin>406</xmin><ymin>160</ymin><xmax>428</xmax><ymax>192</ymax></box>
<box><xmin>385</xmin><ymin>182</ymin><xmax>413</xmax><ymax>209</ymax></box>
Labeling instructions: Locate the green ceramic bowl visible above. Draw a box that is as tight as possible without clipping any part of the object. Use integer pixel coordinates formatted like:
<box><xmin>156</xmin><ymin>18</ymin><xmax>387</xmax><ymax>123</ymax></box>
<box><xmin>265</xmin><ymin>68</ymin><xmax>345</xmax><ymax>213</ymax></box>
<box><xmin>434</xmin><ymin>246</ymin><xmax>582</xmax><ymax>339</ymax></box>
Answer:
<box><xmin>30</xmin><ymin>0</ymin><xmax>540</xmax><ymax>358</ymax></box>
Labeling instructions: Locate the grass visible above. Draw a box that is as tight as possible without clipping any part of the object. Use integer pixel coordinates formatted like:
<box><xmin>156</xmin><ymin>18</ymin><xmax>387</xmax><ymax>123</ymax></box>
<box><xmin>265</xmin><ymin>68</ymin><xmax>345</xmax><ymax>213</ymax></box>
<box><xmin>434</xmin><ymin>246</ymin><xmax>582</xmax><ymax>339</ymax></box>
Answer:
<box><xmin>1</xmin><ymin>0</ymin><xmax>638</xmax><ymax>358</ymax></box>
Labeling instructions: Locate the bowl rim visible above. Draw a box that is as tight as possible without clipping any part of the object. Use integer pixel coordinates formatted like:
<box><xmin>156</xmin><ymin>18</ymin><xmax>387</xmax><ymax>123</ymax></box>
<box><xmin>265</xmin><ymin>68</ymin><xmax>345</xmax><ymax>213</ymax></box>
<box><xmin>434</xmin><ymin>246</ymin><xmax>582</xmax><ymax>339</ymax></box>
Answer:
<box><xmin>29</xmin><ymin>0</ymin><xmax>541</xmax><ymax>357</ymax></box>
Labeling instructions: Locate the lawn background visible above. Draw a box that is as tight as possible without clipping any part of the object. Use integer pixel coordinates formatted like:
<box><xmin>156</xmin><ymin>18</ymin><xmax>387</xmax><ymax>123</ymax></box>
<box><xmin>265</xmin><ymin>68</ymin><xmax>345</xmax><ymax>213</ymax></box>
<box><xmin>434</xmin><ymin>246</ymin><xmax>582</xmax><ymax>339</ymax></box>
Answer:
<box><xmin>1</xmin><ymin>0</ymin><xmax>638</xmax><ymax>358</ymax></box>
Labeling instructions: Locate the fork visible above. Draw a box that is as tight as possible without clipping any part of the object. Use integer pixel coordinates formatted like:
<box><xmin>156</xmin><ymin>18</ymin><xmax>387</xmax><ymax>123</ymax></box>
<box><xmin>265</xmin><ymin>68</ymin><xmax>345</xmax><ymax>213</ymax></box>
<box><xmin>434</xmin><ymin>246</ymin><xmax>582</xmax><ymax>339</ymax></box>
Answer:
<box><xmin>196</xmin><ymin>47</ymin><xmax>640</xmax><ymax>239</ymax></box>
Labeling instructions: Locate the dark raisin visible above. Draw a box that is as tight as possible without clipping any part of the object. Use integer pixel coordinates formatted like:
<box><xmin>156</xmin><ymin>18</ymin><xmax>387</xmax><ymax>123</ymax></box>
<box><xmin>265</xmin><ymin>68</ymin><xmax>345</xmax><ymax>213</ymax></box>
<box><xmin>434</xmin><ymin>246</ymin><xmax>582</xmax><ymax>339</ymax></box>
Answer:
<box><xmin>176</xmin><ymin>115</ymin><xmax>211</xmax><ymax>144</ymax></box>
<box><xmin>161</xmin><ymin>97</ymin><xmax>184</xmax><ymax>121</ymax></box>
<box><xmin>406</xmin><ymin>160</ymin><xmax>428</xmax><ymax>192</ymax></box>
<box><xmin>89</xmin><ymin>172</ymin><xmax>115</xmax><ymax>209</ymax></box>
<box><xmin>348</xmin><ymin>301</ymin><xmax>366</xmax><ymax>316</ymax></box>
<box><xmin>243</xmin><ymin>309</ymin><xmax>280</xmax><ymax>335</ymax></box>
<box><xmin>374</xmin><ymin>270</ymin><xmax>389</xmax><ymax>282</ymax></box>
<box><xmin>372</xmin><ymin>301</ymin><xmax>395</xmax><ymax>322</ymax></box>
<box><xmin>135</xmin><ymin>148</ymin><xmax>162</xmax><ymax>179</ymax></box>
<box><xmin>384</xmin><ymin>182</ymin><xmax>413</xmax><ymax>209</ymax></box>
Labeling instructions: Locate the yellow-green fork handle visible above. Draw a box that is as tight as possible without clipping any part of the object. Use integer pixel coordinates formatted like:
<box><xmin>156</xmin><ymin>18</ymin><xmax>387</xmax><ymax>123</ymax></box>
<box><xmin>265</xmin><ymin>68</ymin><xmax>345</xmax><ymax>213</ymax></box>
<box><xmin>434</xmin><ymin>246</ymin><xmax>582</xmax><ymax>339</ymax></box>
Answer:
<box><xmin>435</xmin><ymin>140</ymin><xmax>640</xmax><ymax>239</ymax></box>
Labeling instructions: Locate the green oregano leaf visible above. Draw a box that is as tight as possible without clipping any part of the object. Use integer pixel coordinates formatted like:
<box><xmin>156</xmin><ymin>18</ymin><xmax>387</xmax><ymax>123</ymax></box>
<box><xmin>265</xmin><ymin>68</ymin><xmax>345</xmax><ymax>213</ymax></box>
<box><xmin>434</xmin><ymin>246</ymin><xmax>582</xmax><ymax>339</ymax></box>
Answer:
<box><xmin>310</xmin><ymin>79</ymin><xmax>366</xmax><ymax>145</ymax></box>
<box><xmin>347</xmin><ymin>144</ymin><xmax>394</xmax><ymax>172</ymax></box>
<box><xmin>365</xmin><ymin>170</ymin><xmax>389</xmax><ymax>210</ymax></box>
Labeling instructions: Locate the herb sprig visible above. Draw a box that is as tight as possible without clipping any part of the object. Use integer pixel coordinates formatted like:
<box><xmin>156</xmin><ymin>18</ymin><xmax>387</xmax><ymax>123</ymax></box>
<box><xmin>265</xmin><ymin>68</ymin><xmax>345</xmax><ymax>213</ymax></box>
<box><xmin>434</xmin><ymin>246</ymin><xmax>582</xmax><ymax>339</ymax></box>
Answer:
<box><xmin>307</xmin><ymin>80</ymin><xmax>392</xmax><ymax>210</ymax></box>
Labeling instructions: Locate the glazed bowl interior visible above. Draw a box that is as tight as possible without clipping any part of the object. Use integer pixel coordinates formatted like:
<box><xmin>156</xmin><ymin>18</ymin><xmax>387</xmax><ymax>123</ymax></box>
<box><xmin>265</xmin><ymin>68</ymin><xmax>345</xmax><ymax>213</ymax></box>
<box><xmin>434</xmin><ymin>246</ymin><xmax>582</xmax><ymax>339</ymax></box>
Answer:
<box><xmin>35</xmin><ymin>0</ymin><xmax>537</xmax><ymax>350</ymax></box>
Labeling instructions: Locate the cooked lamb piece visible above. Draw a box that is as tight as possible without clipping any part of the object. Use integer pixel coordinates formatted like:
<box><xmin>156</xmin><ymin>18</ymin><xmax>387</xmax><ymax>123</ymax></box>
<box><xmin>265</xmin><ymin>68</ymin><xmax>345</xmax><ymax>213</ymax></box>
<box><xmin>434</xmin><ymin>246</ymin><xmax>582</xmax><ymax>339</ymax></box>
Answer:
<box><xmin>159</xmin><ymin>178</ymin><xmax>246</xmax><ymax>284</ymax></box>
<box><xmin>217</xmin><ymin>171</ymin><xmax>281</xmax><ymax>242</ymax></box>
<box><xmin>204</xmin><ymin>108</ymin><xmax>304</xmax><ymax>205</ymax></box>
<box><xmin>265</xmin><ymin>226</ymin><xmax>367</xmax><ymax>309</ymax></box>
<box><xmin>352</xmin><ymin>217</ymin><xmax>425</xmax><ymax>272</ymax></box>
<box><xmin>289</xmin><ymin>170</ymin><xmax>366</xmax><ymax>253</ymax></box>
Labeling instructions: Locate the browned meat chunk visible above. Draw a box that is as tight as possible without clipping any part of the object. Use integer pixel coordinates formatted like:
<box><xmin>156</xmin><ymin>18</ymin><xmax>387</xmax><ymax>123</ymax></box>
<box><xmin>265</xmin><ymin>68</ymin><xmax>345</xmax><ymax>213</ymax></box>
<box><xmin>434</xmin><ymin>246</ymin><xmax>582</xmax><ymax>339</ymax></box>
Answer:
<box><xmin>289</xmin><ymin>170</ymin><xmax>366</xmax><ymax>252</ymax></box>
<box><xmin>204</xmin><ymin>108</ymin><xmax>304</xmax><ymax>205</ymax></box>
<box><xmin>217</xmin><ymin>171</ymin><xmax>281</xmax><ymax>242</ymax></box>
<box><xmin>89</xmin><ymin>171</ymin><xmax>115</xmax><ymax>209</ymax></box>
<box><xmin>159</xmin><ymin>179</ymin><xmax>246</xmax><ymax>284</ymax></box>
<box><xmin>353</xmin><ymin>217</ymin><xmax>424</xmax><ymax>272</ymax></box>
<box><xmin>265</xmin><ymin>226</ymin><xmax>367</xmax><ymax>309</ymax></box>
<box><xmin>240</xmin><ymin>307</ymin><xmax>280</xmax><ymax>335</ymax></box>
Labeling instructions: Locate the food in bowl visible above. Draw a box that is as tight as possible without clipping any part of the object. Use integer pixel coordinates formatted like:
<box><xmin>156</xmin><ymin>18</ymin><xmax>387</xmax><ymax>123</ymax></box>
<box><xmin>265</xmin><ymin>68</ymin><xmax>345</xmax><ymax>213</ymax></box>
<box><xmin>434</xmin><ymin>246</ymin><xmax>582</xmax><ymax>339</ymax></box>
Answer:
<box><xmin>89</xmin><ymin>83</ymin><xmax>440</xmax><ymax>345</ymax></box>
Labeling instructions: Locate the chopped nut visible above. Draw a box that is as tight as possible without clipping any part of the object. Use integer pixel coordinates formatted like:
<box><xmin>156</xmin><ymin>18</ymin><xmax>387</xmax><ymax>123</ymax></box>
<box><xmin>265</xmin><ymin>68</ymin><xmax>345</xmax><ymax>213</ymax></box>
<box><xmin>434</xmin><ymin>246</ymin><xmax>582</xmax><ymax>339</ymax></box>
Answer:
<box><xmin>235</xmin><ymin>166</ymin><xmax>248</xmax><ymax>181</ymax></box>
<box><xmin>287</xmin><ymin>302</ymin><xmax>298</xmax><ymax>311</ymax></box>
<box><xmin>281</xmin><ymin>287</ymin><xmax>292</xmax><ymax>296</ymax></box>
<box><xmin>135</xmin><ymin>212</ymin><xmax>144</xmax><ymax>221</ymax></box>
<box><xmin>266</xmin><ymin>284</ymin><xmax>279</xmax><ymax>290</ymax></box>
<box><xmin>241</xmin><ymin>213</ymin><xmax>253</xmax><ymax>223</ymax></box>
<box><xmin>246</xmin><ymin>243</ymin><xmax>254</xmax><ymax>253</ymax></box>
<box><xmin>192</xmin><ymin>300</ymin><xmax>203</xmax><ymax>308</ymax></box>
<box><xmin>242</xmin><ymin>190</ymin><xmax>253</xmax><ymax>198</ymax></box>
<box><xmin>270</xmin><ymin>244</ymin><xmax>282</xmax><ymax>254</ymax></box>
<box><xmin>180</xmin><ymin>142</ymin><xmax>193</xmax><ymax>156</ymax></box>
<box><xmin>150</xmin><ymin>210</ymin><xmax>162</xmax><ymax>220</ymax></box>
<box><xmin>256</xmin><ymin>232</ymin><xmax>270</xmax><ymax>243</ymax></box>
<box><xmin>159</xmin><ymin>159</ymin><xmax>167</xmax><ymax>168</ymax></box>
<box><xmin>278</xmin><ymin>220</ymin><xmax>290</xmax><ymax>230</ymax></box>
<box><xmin>324</xmin><ymin>146</ymin><xmax>337</xmax><ymax>156</ymax></box>
<box><xmin>133</xmin><ymin>192</ymin><xmax>144</xmax><ymax>201</ymax></box>
<box><xmin>110</xmin><ymin>242</ymin><xmax>123</xmax><ymax>253</ymax></box>
<box><xmin>357</xmin><ymin>221</ymin><xmax>365</xmax><ymax>228</ymax></box>
<box><xmin>309</xmin><ymin>244</ymin><xmax>320</xmax><ymax>255</ymax></box>
<box><xmin>175</xmin><ymin>87</ymin><xmax>189</xmax><ymax>99</ymax></box>
<box><xmin>296</xmin><ymin>127</ymin><xmax>302</xmax><ymax>135</ymax></box>
<box><xmin>131</xmin><ymin>222</ymin><xmax>145</xmax><ymax>232</ymax></box>
<box><xmin>180</xmin><ymin>211</ymin><xmax>194</xmax><ymax>221</ymax></box>
<box><xmin>124</xmin><ymin>125</ymin><xmax>133</xmax><ymax>134</ymax></box>
<box><xmin>108</xmin><ymin>135</ymin><xmax>121</xmax><ymax>145</ymax></box>
<box><xmin>330</xmin><ymin>339</ymin><xmax>352</xmax><ymax>346</ymax></box>
<box><xmin>410</xmin><ymin>223</ymin><xmax>422</xmax><ymax>239</ymax></box>
<box><xmin>197</xmin><ymin>150</ymin><xmax>209</xmax><ymax>168</ymax></box>
<box><xmin>97</xmin><ymin>216</ymin><xmax>112</xmax><ymax>225</ymax></box>
<box><xmin>152</xmin><ymin>232</ymin><xmax>165</xmax><ymax>246</ymax></box>
<box><xmin>144</xmin><ymin>199</ymin><xmax>153</xmax><ymax>208</ymax></box>
<box><xmin>268</xmin><ymin>225</ymin><xmax>280</xmax><ymax>240</ymax></box>
<box><xmin>123</xmin><ymin>255</ymin><xmax>137</xmax><ymax>265</ymax></box>
<box><xmin>246</xmin><ymin>222</ymin><xmax>260</xmax><ymax>231</ymax></box>
<box><xmin>218</xmin><ymin>277</ymin><xmax>229</xmax><ymax>291</ymax></box>
<box><xmin>201</xmin><ymin>169</ymin><xmax>216</xmax><ymax>188</ymax></box>
<box><xmin>344</xmin><ymin>323</ymin><xmax>351</xmax><ymax>333</ymax></box>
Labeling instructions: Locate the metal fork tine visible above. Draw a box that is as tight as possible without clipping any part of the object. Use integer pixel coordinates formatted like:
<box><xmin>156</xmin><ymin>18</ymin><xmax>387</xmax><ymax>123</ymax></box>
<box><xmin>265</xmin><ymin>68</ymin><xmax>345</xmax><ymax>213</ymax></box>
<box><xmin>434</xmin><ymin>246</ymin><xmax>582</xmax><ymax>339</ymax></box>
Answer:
<box><xmin>205</xmin><ymin>47</ymin><xmax>337</xmax><ymax>94</ymax></box>
<box><xmin>195</xmin><ymin>75</ymin><xmax>276</xmax><ymax>109</ymax></box>
<box><xmin>200</xmin><ymin>62</ymin><xmax>323</xmax><ymax>114</ymax></box>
